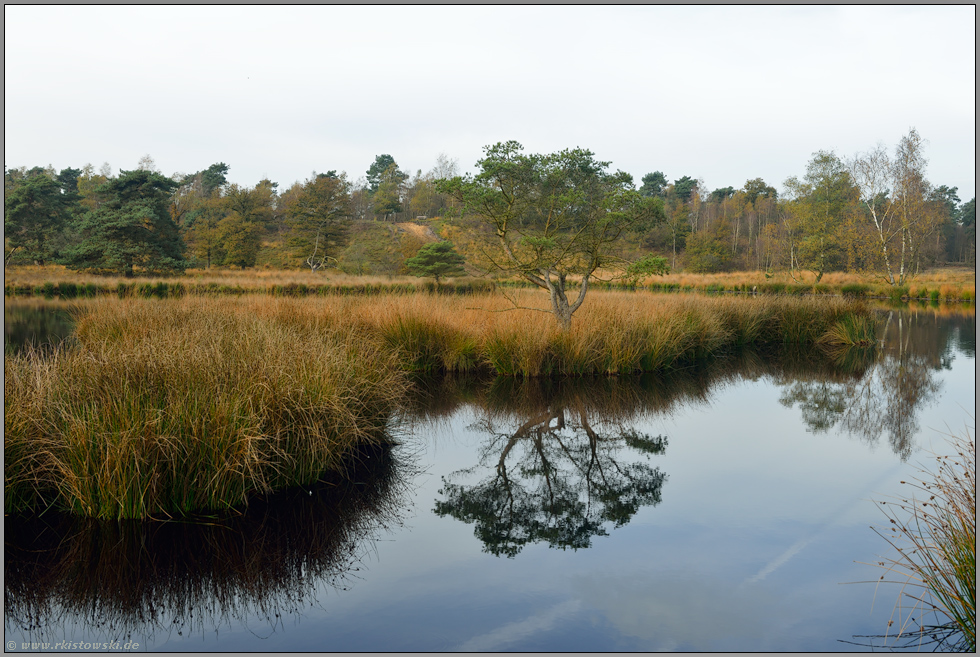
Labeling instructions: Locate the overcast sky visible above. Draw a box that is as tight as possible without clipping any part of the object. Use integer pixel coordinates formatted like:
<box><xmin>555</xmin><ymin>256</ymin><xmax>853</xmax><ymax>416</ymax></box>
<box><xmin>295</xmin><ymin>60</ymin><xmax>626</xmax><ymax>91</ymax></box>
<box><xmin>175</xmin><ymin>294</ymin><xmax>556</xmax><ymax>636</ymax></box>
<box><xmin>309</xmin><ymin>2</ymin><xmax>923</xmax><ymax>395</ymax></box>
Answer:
<box><xmin>5</xmin><ymin>5</ymin><xmax>976</xmax><ymax>201</ymax></box>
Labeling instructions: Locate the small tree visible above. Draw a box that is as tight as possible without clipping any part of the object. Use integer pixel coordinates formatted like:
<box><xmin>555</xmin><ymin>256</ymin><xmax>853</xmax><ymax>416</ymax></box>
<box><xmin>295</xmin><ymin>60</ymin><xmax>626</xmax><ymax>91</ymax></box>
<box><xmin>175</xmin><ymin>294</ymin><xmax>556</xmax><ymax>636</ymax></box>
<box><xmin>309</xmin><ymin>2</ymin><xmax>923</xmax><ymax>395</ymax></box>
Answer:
<box><xmin>437</xmin><ymin>141</ymin><xmax>666</xmax><ymax>329</ymax></box>
<box><xmin>404</xmin><ymin>241</ymin><xmax>466</xmax><ymax>286</ymax></box>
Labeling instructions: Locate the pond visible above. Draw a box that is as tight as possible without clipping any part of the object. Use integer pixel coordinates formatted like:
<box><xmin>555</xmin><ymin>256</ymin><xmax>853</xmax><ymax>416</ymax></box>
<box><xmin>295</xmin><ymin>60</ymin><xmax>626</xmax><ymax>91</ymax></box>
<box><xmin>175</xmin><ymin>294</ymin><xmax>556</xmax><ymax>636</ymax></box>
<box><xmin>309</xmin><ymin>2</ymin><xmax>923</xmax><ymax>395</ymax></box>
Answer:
<box><xmin>4</xmin><ymin>300</ymin><xmax>975</xmax><ymax>651</ymax></box>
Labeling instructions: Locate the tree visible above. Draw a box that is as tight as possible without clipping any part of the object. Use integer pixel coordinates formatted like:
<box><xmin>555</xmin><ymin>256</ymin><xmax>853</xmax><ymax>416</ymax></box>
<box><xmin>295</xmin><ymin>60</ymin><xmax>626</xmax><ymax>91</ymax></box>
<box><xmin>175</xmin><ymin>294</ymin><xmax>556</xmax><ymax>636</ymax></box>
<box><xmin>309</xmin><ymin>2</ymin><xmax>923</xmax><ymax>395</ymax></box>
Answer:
<box><xmin>664</xmin><ymin>195</ymin><xmax>691</xmax><ymax>270</ymax></box>
<box><xmin>639</xmin><ymin>171</ymin><xmax>667</xmax><ymax>198</ymax></box>
<box><xmin>851</xmin><ymin>129</ymin><xmax>946</xmax><ymax>284</ymax></box>
<box><xmin>684</xmin><ymin>223</ymin><xmax>732</xmax><ymax>273</ymax></box>
<box><xmin>136</xmin><ymin>154</ymin><xmax>161</xmax><ymax>173</ymax></box>
<box><xmin>372</xmin><ymin>163</ymin><xmax>405</xmax><ymax>221</ymax></box>
<box><xmin>437</xmin><ymin>141</ymin><xmax>666</xmax><ymax>329</ymax></box>
<box><xmin>286</xmin><ymin>173</ymin><xmax>351</xmax><ymax>272</ymax></box>
<box><xmin>366</xmin><ymin>154</ymin><xmax>407</xmax><ymax>193</ymax></box>
<box><xmin>958</xmin><ymin>198</ymin><xmax>976</xmax><ymax>264</ymax></box>
<box><xmin>199</xmin><ymin>162</ymin><xmax>229</xmax><ymax>198</ymax></box>
<box><xmin>742</xmin><ymin>178</ymin><xmax>778</xmax><ymax>205</ymax></box>
<box><xmin>783</xmin><ymin>150</ymin><xmax>858</xmax><ymax>283</ymax></box>
<box><xmin>929</xmin><ymin>185</ymin><xmax>960</xmax><ymax>262</ymax></box>
<box><xmin>672</xmin><ymin>175</ymin><xmax>697</xmax><ymax>203</ymax></box>
<box><xmin>185</xmin><ymin>196</ymin><xmax>227</xmax><ymax>269</ymax></box>
<box><xmin>63</xmin><ymin>169</ymin><xmax>185</xmax><ymax>277</ymax></box>
<box><xmin>76</xmin><ymin>164</ymin><xmax>111</xmax><ymax>212</ymax></box>
<box><xmin>404</xmin><ymin>241</ymin><xmax>466</xmax><ymax>286</ymax></box>
<box><xmin>4</xmin><ymin>173</ymin><xmax>76</xmax><ymax>266</ymax></box>
<box><xmin>56</xmin><ymin>167</ymin><xmax>83</xmax><ymax>197</ymax></box>
<box><xmin>710</xmin><ymin>186</ymin><xmax>735</xmax><ymax>203</ymax></box>
<box><xmin>217</xmin><ymin>211</ymin><xmax>261</xmax><ymax>268</ymax></box>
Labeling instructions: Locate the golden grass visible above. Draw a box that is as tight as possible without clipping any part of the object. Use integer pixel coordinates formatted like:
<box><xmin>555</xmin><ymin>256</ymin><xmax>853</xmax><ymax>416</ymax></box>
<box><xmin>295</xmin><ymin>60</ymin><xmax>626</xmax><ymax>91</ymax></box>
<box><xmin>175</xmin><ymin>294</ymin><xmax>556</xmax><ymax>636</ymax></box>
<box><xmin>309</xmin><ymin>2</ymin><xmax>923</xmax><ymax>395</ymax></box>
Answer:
<box><xmin>6</xmin><ymin>264</ymin><xmax>974</xmax><ymax>300</ymax></box>
<box><xmin>2</xmin><ymin>264</ymin><xmax>474</xmax><ymax>290</ymax></box>
<box><xmin>4</xmin><ymin>296</ymin><xmax>408</xmax><ymax>518</ymax></box>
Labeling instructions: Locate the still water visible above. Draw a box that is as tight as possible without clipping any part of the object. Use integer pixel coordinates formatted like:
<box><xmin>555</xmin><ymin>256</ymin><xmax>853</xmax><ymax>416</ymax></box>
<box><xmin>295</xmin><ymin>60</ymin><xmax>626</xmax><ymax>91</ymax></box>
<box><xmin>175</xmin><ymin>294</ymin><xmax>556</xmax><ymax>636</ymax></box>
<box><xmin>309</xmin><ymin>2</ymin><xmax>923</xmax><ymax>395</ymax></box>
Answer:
<box><xmin>4</xmin><ymin>302</ymin><xmax>975</xmax><ymax>651</ymax></box>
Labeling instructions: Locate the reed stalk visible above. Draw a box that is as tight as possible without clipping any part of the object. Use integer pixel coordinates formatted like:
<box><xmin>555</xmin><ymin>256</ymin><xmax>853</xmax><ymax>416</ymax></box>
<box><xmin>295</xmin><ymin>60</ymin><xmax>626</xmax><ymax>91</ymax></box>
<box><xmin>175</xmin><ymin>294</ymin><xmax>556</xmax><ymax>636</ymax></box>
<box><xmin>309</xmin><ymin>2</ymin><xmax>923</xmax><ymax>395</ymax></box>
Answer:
<box><xmin>867</xmin><ymin>426</ymin><xmax>975</xmax><ymax>651</ymax></box>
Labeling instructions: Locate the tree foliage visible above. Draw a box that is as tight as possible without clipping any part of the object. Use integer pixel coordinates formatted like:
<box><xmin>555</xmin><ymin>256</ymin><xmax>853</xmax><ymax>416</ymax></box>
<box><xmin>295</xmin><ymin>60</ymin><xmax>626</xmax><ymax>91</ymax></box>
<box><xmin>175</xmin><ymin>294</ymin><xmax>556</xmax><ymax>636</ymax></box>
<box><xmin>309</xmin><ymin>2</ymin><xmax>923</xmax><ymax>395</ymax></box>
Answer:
<box><xmin>366</xmin><ymin>154</ymin><xmax>407</xmax><ymax>194</ymax></box>
<box><xmin>4</xmin><ymin>172</ymin><xmax>75</xmax><ymax>265</ymax></box>
<box><xmin>286</xmin><ymin>173</ymin><xmax>352</xmax><ymax>272</ymax></box>
<box><xmin>372</xmin><ymin>164</ymin><xmax>405</xmax><ymax>221</ymax></box>
<box><xmin>63</xmin><ymin>169</ymin><xmax>185</xmax><ymax>277</ymax></box>
<box><xmin>437</xmin><ymin>141</ymin><xmax>666</xmax><ymax>329</ymax></box>
<box><xmin>783</xmin><ymin>150</ymin><xmax>858</xmax><ymax>282</ymax></box>
<box><xmin>851</xmin><ymin>128</ymin><xmax>949</xmax><ymax>284</ymax></box>
<box><xmin>639</xmin><ymin>171</ymin><xmax>668</xmax><ymax>198</ymax></box>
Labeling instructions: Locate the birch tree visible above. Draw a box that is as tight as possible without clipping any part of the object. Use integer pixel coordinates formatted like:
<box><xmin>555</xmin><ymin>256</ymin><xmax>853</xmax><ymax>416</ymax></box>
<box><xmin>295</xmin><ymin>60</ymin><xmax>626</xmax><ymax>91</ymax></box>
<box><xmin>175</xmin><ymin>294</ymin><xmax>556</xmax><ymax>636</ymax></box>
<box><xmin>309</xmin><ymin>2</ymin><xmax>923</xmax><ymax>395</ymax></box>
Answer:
<box><xmin>851</xmin><ymin>128</ymin><xmax>944</xmax><ymax>285</ymax></box>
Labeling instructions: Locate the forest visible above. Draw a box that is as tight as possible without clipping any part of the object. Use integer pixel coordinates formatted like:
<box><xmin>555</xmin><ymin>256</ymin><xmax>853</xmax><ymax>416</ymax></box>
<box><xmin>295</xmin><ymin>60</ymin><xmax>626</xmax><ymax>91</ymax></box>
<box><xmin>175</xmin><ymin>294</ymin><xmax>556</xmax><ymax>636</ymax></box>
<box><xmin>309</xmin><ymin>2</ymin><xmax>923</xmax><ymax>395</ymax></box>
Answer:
<box><xmin>4</xmin><ymin>128</ymin><xmax>975</xmax><ymax>284</ymax></box>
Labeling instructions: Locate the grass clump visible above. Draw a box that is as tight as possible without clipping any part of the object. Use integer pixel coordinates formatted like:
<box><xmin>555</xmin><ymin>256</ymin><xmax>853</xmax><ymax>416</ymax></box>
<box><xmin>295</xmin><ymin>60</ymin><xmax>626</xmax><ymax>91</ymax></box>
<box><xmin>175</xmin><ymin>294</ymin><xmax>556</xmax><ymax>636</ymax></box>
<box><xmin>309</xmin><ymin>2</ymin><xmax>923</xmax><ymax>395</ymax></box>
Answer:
<box><xmin>868</xmin><ymin>426</ymin><xmax>975</xmax><ymax>651</ymax></box>
<box><xmin>841</xmin><ymin>283</ymin><xmax>871</xmax><ymax>298</ymax></box>
<box><xmin>4</xmin><ymin>297</ymin><xmax>407</xmax><ymax>519</ymax></box>
<box><xmin>817</xmin><ymin>312</ymin><xmax>880</xmax><ymax>348</ymax></box>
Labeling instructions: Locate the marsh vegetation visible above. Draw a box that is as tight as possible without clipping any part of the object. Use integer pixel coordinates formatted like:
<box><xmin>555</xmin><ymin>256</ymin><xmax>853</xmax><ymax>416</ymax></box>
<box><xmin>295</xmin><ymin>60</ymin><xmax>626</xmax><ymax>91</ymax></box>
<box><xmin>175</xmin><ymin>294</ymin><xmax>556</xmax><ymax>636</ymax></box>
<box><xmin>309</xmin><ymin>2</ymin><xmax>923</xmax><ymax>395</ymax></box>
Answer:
<box><xmin>5</xmin><ymin>291</ymin><xmax>883</xmax><ymax>518</ymax></box>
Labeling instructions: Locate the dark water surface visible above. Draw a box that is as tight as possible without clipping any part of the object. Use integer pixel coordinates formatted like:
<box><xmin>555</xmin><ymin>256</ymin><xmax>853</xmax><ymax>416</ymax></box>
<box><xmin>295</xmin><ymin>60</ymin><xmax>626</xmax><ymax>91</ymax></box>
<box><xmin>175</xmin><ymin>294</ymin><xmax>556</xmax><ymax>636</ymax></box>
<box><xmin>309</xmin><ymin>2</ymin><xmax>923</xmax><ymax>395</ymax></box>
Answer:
<box><xmin>4</xmin><ymin>302</ymin><xmax>975</xmax><ymax>651</ymax></box>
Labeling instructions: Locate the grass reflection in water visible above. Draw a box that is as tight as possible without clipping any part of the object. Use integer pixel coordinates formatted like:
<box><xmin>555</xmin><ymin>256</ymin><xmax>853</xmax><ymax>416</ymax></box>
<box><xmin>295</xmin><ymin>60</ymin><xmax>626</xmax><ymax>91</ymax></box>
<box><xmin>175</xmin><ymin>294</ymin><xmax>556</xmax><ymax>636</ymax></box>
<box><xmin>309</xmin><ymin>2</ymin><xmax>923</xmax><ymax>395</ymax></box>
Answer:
<box><xmin>4</xmin><ymin>441</ymin><xmax>415</xmax><ymax>643</ymax></box>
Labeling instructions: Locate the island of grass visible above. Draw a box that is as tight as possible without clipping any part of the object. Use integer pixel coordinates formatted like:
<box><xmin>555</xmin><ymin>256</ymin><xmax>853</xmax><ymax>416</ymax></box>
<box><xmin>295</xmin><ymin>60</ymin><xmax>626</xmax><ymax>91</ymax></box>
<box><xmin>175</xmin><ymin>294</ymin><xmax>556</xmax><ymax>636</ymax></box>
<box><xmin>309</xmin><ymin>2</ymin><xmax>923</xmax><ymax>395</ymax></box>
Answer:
<box><xmin>5</xmin><ymin>291</ymin><xmax>880</xmax><ymax>519</ymax></box>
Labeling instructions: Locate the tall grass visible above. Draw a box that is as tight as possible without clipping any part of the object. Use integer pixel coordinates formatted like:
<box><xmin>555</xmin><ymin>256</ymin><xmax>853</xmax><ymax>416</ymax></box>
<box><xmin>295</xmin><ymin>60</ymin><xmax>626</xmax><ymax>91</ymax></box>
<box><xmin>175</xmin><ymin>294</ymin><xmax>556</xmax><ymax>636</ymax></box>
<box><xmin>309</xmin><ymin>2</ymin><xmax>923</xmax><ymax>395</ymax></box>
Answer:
<box><xmin>868</xmin><ymin>426</ymin><xmax>975</xmax><ymax>651</ymax></box>
<box><xmin>4</xmin><ymin>297</ymin><xmax>407</xmax><ymax>519</ymax></box>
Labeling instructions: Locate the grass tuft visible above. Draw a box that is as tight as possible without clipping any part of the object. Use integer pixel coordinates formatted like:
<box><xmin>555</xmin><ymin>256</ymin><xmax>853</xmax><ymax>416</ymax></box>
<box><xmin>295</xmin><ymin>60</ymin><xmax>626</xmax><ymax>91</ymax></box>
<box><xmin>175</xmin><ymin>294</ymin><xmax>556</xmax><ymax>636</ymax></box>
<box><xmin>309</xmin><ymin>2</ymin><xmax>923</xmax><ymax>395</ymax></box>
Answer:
<box><xmin>4</xmin><ymin>297</ymin><xmax>408</xmax><ymax>519</ymax></box>
<box><xmin>867</xmin><ymin>425</ymin><xmax>976</xmax><ymax>651</ymax></box>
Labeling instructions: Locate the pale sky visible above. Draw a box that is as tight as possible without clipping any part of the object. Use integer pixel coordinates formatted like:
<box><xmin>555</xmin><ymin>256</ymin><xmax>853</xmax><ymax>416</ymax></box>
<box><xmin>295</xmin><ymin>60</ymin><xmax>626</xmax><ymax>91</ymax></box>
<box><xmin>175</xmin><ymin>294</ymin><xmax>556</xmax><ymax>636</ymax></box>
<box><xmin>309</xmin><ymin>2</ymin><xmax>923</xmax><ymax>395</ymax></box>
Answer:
<box><xmin>4</xmin><ymin>5</ymin><xmax>976</xmax><ymax>201</ymax></box>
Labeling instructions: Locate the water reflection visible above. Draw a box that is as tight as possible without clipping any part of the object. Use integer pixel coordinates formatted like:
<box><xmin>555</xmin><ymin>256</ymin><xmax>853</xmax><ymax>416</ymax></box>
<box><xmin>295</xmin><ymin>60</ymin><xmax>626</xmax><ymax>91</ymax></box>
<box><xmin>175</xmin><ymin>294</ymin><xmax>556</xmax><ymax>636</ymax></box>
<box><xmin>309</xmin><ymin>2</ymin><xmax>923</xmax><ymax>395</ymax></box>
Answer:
<box><xmin>4</xmin><ymin>300</ymin><xmax>79</xmax><ymax>354</ymax></box>
<box><xmin>429</xmin><ymin>309</ymin><xmax>973</xmax><ymax>555</ymax></box>
<box><xmin>777</xmin><ymin>309</ymin><xmax>966</xmax><ymax>460</ymax></box>
<box><xmin>427</xmin><ymin>350</ymin><xmax>868</xmax><ymax>558</ymax></box>
<box><xmin>434</xmin><ymin>377</ymin><xmax>671</xmax><ymax>557</ymax></box>
<box><xmin>4</xmin><ymin>442</ymin><xmax>413</xmax><ymax>644</ymax></box>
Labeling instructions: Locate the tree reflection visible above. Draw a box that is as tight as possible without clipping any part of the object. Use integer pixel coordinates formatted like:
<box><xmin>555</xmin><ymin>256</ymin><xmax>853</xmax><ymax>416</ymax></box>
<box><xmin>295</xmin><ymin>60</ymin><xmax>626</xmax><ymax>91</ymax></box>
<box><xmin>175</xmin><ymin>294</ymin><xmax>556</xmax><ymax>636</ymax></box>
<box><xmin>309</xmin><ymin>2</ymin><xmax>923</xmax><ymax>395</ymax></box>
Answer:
<box><xmin>434</xmin><ymin>377</ymin><xmax>669</xmax><ymax>557</ymax></box>
<box><xmin>4</xmin><ymin>441</ymin><xmax>414</xmax><ymax>643</ymax></box>
<box><xmin>778</xmin><ymin>310</ymin><xmax>962</xmax><ymax>460</ymax></box>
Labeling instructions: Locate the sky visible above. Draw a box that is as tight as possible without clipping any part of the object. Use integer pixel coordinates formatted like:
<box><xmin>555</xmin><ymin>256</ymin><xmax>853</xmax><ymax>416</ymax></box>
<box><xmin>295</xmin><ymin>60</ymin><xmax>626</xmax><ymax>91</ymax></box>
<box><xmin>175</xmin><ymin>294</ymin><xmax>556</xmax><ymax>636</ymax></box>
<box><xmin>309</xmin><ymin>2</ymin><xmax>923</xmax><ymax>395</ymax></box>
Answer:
<box><xmin>4</xmin><ymin>6</ymin><xmax>976</xmax><ymax>201</ymax></box>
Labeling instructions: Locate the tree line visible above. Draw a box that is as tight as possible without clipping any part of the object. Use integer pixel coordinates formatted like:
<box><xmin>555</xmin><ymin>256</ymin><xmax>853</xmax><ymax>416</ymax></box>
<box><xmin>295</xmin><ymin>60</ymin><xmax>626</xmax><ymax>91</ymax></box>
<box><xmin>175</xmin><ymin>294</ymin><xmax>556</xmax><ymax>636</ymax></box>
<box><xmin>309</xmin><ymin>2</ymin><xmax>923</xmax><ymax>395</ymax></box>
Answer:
<box><xmin>3</xmin><ymin>153</ymin><xmax>463</xmax><ymax>276</ymax></box>
<box><xmin>4</xmin><ymin>128</ymin><xmax>975</xmax><ymax>282</ymax></box>
<box><xmin>638</xmin><ymin>129</ymin><xmax>974</xmax><ymax>282</ymax></box>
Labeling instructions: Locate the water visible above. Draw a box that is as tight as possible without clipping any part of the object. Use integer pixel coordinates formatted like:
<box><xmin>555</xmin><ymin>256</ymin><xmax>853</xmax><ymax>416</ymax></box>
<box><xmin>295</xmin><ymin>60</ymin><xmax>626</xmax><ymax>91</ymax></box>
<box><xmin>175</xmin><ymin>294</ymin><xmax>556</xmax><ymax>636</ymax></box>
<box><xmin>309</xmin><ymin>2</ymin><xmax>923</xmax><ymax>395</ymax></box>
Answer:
<box><xmin>4</xmin><ymin>302</ymin><xmax>975</xmax><ymax>651</ymax></box>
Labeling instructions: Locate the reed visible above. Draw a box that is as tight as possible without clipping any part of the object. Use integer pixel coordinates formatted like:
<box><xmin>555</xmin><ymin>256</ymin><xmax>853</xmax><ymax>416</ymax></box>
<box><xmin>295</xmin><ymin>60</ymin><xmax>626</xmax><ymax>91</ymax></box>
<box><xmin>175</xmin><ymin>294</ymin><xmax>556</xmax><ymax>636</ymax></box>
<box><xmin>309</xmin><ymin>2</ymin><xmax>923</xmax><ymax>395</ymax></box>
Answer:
<box><xmin>868</xmin><ymin>426</ymin><xmax>975</xmax><ymax>651</ymax></box>
<box><xmin>349</xmin><ymin>292</ymin><xmax>874</xmax><ymax>376</ymax></box>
